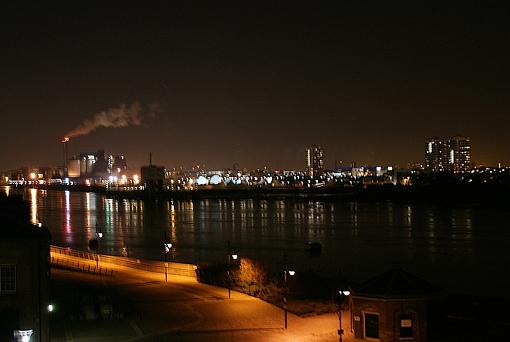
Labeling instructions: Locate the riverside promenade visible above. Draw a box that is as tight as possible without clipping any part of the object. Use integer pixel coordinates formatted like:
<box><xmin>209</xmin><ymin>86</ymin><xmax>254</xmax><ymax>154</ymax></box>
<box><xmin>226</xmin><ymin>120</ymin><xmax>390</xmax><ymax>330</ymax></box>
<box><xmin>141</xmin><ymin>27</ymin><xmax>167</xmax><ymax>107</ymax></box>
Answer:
<box><xmin>49</xmin><ymin>247</ymin><xmax>338</xmax><ymax>341</ymax></box>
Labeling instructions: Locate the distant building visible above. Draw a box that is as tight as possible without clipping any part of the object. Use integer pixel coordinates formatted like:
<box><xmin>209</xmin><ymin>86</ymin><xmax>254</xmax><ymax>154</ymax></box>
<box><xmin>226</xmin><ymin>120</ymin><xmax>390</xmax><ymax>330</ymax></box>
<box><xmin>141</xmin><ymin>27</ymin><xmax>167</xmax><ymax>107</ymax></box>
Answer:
<box><xmin>305</xmin><ymin>145</ymin><xmax>324</xmax><ymax>177</ymax></box>
<box><xmin>68</xmin><ymin>153</ymin><xmax>97</xmax><ymax>178</ymax></box>
<box><xmin>67</xmin><ymin>150</ymin><xmax>128</xmax><ymax>179</ymax></box>
<box><xmin>108</xmin><ymin>155</ymin><xmax>127</xmax><ymax>174</ymax></box>
<box><xmin>448</xmin><ymin>136</ymin><xmax>471</xmax><ymax>173</ymax></box>
<box><xmin>92</xmin><ymin>149</ymin><xmax>108</xmax><ymax>175</ymax></box>
<box><xmin>0</xmin><ymin>195</ymin><xmax>51</xmax><ymax>342</ymax></box>
<box><xmin>67</xmin><ymin>159</ymin><xmax>81</xmax><ymax>178</ymax></box>
<box><xmin>141</xmin><ymin>165</ymin><xmax>165</xmax><ymax>190</ymax></box>
<box><xmin>425</xmin><ymin>138</ymin><xmax>448</xmax><ymax>172</ymax></box>
<box><xmin>425</xmin><ymin>136</ymin><xmax>471</xmax><ymax>173</ymax></box>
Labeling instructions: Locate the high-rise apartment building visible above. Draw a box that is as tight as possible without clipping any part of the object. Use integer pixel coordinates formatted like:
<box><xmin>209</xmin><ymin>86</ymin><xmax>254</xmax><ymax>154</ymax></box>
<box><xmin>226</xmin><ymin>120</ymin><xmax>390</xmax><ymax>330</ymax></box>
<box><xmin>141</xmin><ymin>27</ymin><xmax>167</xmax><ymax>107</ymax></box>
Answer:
<box><xmin>448</xmin><ymin>136</ymin><xmax>471</xmax><ymax>173</ymax></box>
<box><xmin>425</xmin><ymin>136</ymin><xmax>471</xmax><ymax>173</ymax></box>
<box><xmin>425</xmin><ymin>138</ymin><xmax>448</xmax><ymax>172</ymax></box>
<box><xmin>306</xmin><ymin>145</ymin><xmax>324</xmax><ymax>177</ymax></box>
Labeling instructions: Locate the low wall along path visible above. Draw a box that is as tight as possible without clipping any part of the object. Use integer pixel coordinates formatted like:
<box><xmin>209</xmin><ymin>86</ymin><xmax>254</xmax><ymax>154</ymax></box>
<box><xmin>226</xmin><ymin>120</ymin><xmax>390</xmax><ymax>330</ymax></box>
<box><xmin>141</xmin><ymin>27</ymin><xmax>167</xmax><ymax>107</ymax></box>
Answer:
<box><xmin>50</xmin><ymin>245</ymin><xmax>197</xmax><ymax>278</ymax></box>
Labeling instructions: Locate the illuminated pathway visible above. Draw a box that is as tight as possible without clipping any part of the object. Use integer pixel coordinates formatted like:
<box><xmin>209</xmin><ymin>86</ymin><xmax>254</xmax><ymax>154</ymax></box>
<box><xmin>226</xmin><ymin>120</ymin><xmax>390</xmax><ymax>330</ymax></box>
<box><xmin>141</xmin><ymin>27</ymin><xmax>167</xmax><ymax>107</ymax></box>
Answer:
<box><xmin>50</xmin><ymin>253</ymin><xmax>338</xmax><ymax>341</ymax></box>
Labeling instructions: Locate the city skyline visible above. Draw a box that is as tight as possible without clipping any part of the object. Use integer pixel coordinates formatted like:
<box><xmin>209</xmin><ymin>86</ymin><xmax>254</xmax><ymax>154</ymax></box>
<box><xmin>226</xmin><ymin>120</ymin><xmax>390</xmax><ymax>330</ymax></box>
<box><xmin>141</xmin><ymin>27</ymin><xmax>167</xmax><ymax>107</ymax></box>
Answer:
<box><xmin>0</xmin><ymin>135</ymin><xmax>483</xmax><ymax>173</ymax></box>
<box><xmin>2</xmin><ymin>3</ymin><xmax>509</xmax><ymax>170</ymax></box>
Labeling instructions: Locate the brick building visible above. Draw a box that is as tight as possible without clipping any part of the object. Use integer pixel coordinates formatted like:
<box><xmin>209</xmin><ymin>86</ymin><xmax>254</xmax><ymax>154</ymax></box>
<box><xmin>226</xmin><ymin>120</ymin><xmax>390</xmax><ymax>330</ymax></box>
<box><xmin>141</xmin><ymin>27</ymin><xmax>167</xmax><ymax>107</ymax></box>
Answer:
<box><xmin>0</xmin><ymin>194</ymin><xmax>51</xmax><ymax>342</ymax></box>
<box><xmin>343</xmin><ymin>267</ymin><xmax>444</xmax><ymax>342</ymax></box>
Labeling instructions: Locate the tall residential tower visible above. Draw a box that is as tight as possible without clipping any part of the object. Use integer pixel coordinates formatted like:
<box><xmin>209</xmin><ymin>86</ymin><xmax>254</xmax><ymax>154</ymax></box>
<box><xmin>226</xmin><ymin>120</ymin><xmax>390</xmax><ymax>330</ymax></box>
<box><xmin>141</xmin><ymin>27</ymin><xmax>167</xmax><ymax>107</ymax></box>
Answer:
<box><xmin>425</xmin><ymin>138</ymin><xmax>448</xmax><ymax>172</ymax></box>
<box><xmin>425</xmin><ymin>136</ymin><xmax>471</xmax><ymax>173</ymax></box>
<box><xmin>448</xmin><ymin>135</ymin><xmax>471</xmax><ymax>173</ymax></box>
<box><xmin>306</xmin><ymin>145</ymin><xmax>324</xmax><ymax>177</ymax></box>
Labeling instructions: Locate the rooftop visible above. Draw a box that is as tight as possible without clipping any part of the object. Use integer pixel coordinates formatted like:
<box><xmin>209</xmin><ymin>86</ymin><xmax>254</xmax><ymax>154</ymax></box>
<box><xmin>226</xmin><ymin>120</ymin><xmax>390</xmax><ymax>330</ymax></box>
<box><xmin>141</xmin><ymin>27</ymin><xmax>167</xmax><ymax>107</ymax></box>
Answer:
<box><xmin>355</xmin><ymin>267</ymin><xmax>442</xmax><ymax>299</ymax></box>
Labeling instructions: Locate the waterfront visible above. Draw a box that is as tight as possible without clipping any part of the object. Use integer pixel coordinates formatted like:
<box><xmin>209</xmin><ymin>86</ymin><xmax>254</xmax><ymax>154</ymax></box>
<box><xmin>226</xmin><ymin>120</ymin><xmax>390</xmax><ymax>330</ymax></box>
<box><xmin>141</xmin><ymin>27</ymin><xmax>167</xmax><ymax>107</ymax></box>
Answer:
<box><xmin>4</xmin><ymin>186</ymin><xmax>510</xmax><ymax>297</ymax></box>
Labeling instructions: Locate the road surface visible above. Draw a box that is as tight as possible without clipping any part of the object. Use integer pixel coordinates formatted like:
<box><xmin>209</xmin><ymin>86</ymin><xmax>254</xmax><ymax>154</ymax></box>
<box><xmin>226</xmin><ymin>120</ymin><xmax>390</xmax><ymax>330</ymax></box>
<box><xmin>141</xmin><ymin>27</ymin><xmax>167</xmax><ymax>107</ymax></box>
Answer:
<box><xmin>50</xmin><ymin>253</ymin><xmax>338</xmax><ymax>341</ymax></box>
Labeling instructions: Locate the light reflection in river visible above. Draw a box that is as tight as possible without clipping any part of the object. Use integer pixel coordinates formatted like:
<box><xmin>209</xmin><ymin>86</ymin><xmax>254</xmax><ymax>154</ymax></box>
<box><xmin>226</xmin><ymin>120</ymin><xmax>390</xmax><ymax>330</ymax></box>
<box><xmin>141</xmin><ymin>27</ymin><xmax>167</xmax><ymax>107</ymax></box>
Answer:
<box><xmin>85</xmin><ymin>192</ymin><xmax>92</xmax><ymax>241</ymax></box>
<box><xmin>30</xmin><ymin>188</ymin><xmax>37</xmax><ymax>224</ymax></box>
<box><xmin>64</xmin><ymin>190</ymin><xmax>72</xmax><ymax>243</ymax></box>
<box><xmin>3</xmin><ymin>187</ymin><xmax>510</xmax><ymax>296</ymax></box>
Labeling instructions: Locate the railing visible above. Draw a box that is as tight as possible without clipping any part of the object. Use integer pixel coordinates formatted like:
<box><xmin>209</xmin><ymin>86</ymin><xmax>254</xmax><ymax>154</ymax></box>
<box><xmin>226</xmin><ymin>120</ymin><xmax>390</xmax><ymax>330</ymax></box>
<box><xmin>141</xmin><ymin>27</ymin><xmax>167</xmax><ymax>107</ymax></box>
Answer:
<box><xmin>50</xmin><ymin>245</ymin><xmax>197</xmax><ymax>278</ymax></box>
<box><xmin>51</xmin><ymin>256</ymin><xmax>114</xmax><ymax>276</ymax></box>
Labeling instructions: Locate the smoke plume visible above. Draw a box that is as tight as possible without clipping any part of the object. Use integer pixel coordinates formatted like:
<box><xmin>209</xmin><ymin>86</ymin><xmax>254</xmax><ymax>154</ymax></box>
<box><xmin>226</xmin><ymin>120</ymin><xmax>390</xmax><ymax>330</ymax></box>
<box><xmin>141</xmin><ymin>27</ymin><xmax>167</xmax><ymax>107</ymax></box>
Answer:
<box><xmin>66</xmin><ymin>101</ymin><xmax>158</xmax><ymax>138</ymax></box>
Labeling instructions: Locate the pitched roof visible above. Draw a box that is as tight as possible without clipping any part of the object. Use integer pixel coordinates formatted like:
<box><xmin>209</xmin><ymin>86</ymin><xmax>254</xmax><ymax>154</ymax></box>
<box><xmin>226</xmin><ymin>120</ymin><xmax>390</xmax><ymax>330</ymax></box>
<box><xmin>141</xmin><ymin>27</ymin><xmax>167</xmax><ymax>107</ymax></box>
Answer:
<box><xmin>355</xmin><ymin>267</ymin><xmax>442</xmax><ymax>299</ymax></box>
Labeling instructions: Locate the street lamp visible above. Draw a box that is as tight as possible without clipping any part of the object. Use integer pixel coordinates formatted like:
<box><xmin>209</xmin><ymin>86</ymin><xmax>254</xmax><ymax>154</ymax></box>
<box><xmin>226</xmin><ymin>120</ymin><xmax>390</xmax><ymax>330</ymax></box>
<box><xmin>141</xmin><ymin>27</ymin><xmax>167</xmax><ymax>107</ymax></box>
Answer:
<box><xmin>283</xmin><ymin>253</ymin><xmax>295</xmax><ymax>329</ymax></box>
<box><xmin>164</xmin><ymin>242</ymin><xmax>172</xmax><ymax>282</ymax></box>
<box><xmin>95</xmin><ymin>222</ymin><xmax>103</xmax><ymax>268</ymax></box>
<box><xmin>338</xmin><ymin>289</ymin><xmax>351</xmax><ymax>342</ymax></box>
<box><xmin>227</xmin><ymin>240</ymin><xmax>238</xmax><ymax>299</ymax></box>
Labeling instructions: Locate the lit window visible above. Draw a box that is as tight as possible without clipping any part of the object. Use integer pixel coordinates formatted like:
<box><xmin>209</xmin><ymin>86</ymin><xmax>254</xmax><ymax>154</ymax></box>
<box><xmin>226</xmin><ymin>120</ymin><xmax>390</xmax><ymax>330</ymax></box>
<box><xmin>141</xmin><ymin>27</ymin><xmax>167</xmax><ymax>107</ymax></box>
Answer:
<box><xmin>0</xmin><ymin>265</ymin><xmax>16</xmax><ymax>293</ymax></box>
<box><xmin>400</xmin><ymin>315</ymin><xmax>413</xmax><ymax>338</ymax></box>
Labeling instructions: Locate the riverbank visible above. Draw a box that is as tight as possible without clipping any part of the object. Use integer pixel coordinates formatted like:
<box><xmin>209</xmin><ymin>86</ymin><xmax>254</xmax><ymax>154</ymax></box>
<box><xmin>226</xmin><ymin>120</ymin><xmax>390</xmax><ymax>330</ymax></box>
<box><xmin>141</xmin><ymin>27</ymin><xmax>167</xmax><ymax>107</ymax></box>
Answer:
<box><xmin>10</xmin><ymin>182</ymin><xmax>510</xmax><ymax>207</ymax></box>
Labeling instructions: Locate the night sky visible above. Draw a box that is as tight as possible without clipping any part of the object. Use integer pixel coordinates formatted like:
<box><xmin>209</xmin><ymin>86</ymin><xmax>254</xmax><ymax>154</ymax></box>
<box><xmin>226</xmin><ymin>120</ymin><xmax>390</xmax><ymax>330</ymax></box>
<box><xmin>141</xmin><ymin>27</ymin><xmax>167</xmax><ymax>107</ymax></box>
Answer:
<box><xmin>2</xmin><ymin>3</ymin><xmax>509</xmax><ymax>170</ymax></box>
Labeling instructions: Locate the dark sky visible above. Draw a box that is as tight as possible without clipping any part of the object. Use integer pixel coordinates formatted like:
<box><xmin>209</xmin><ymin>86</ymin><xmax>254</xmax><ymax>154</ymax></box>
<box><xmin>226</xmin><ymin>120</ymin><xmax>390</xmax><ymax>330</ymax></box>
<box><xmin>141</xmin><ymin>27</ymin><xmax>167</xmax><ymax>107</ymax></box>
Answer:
<box><xmin>2</xmin><ymin>3</ymin><xmax>509</xmax><ymax>170</ymax></box>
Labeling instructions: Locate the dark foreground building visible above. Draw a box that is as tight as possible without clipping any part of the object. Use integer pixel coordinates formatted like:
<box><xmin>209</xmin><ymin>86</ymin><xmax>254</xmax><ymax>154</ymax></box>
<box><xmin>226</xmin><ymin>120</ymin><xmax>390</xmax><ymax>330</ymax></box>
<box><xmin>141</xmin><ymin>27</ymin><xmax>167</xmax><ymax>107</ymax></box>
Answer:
<box><xmin>0</xmin><ymin>195</ymin><xmax>51</xmax><ymax>342</ymax></box>
<box><xmin>344</xmin><ymin>267</ymin><xmax>444</xmax><ymax>342</ymax></box>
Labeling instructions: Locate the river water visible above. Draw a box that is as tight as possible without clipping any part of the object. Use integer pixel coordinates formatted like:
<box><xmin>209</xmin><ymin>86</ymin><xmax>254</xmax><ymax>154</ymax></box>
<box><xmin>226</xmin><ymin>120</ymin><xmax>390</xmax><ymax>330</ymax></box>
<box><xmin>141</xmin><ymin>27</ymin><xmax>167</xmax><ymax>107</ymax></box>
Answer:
<box><xmin>3</xmin><ymin>186</ymin><xmax>509</xmax><ymax>296</ymax></box>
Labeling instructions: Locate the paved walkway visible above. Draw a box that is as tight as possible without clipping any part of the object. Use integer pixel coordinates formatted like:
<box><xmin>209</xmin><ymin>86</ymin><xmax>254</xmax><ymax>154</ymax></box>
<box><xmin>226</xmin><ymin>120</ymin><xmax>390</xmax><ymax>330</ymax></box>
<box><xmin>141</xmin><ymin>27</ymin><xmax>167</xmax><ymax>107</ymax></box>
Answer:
<box><xmin>50</xmin><ymin>253</ymin><xmax>338</xmax><ymax>341</ymax></box>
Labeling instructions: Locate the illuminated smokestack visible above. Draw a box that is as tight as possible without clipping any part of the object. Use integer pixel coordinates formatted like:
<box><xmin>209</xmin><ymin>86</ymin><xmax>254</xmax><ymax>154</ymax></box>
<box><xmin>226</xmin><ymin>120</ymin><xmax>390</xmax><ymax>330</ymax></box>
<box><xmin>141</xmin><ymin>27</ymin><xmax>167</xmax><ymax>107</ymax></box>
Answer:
<box><xmin>61</xmin><ymin>137</ymin><xmax>69</xmax><ymax>177</ymax></box>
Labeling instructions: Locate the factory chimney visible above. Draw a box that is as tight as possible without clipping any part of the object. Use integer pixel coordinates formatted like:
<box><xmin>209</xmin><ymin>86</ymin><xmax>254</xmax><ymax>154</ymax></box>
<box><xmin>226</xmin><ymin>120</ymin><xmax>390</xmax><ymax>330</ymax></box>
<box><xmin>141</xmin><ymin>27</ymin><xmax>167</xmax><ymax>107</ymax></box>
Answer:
<box><xmin>61</xmin><ymin>137</ymin><xmax>70</xmax><ymax>177</ymax></box>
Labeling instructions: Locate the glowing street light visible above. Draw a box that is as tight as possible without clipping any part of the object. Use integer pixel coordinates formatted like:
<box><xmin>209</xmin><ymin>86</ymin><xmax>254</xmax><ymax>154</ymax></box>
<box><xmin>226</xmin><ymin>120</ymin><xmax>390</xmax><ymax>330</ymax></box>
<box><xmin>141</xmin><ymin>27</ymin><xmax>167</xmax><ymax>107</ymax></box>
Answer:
<box><xmin>227</xmin><ymin>240</ymin><xmax>239</xmax><ymax>299</ymax></box>
<box><xmin>338</xmin><ymin>289</ymin><xmax>351</xmax><ymax>342</ymax></box>
<box><xmin>96</xmin><ymin>223</ymin><xmax>103</xmax><ymax>268</ymax></box>
<box><xmin>283</xmin><ymin>253</ymin><xmax>295</xmax><ymax>329</ymax></box>
<box><xmin>163</xmin><ymin>232</ymin><xmax>172</xmax><ymax>282</ymax></box>
<box><xmin>47</xmin><ymin>304</ymin><xmax>54</xmax><ymax>312</ymax></box>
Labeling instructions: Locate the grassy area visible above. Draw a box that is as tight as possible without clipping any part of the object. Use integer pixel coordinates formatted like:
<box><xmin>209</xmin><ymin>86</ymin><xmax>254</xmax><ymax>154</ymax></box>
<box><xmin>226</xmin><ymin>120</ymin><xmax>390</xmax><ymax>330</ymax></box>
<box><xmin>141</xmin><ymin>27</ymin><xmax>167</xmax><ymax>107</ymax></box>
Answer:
<box><xmin>196</xmin><ymin>258</ymin><xmax>340</xmax><ymax>317</ymax></box>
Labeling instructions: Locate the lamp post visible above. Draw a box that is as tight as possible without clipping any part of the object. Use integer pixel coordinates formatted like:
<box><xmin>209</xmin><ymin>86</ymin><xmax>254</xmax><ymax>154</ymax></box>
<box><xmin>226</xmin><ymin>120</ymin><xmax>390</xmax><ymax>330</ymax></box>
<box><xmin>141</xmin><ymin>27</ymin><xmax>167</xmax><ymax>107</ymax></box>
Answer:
<box><xmin>226</xmin><ymin>240</ymin><xmax>238</xmax><ymax>299</ymax></box>
<box><xmin>163</xmin><ymin>230</ymin><xmax>173</xmax><ymax>282</ymax></box>
<box><xmin>283</xmin><ymin>253</ymin><xmax>295</xmax><ymax>329</ymax></box>
<box><xmin>96</xmin><ymin>222</ymin><xmax>103</xmax><ymax>268</ymax></box>
<box><xmin>338</xmin><ymin>289</ymin><xmax>351</xmax><ymax>342</ymax></box>
<box><xmin>163</xmin><ymin>241</ymin><xmax>172</xmax><ymax>282</ymax></box>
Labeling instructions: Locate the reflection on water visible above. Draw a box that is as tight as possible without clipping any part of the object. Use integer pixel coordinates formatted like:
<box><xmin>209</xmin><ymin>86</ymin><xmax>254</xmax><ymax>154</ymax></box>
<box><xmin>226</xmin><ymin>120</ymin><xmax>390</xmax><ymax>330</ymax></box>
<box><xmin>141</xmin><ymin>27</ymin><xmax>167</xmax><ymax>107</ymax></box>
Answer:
<box><xmin>30</xmin><ymin>188</ymin><xmax>37</xmax><ymax>224</ymax></box>
<box><xmin>64</xmin><ymin>190</ymin><xmax>72</xmax><ymax>244</ymax></box>
<box><xmin>3</xmin><ymin>187</ymin><xmax>510</xmax><ymax>296</ymax></box>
